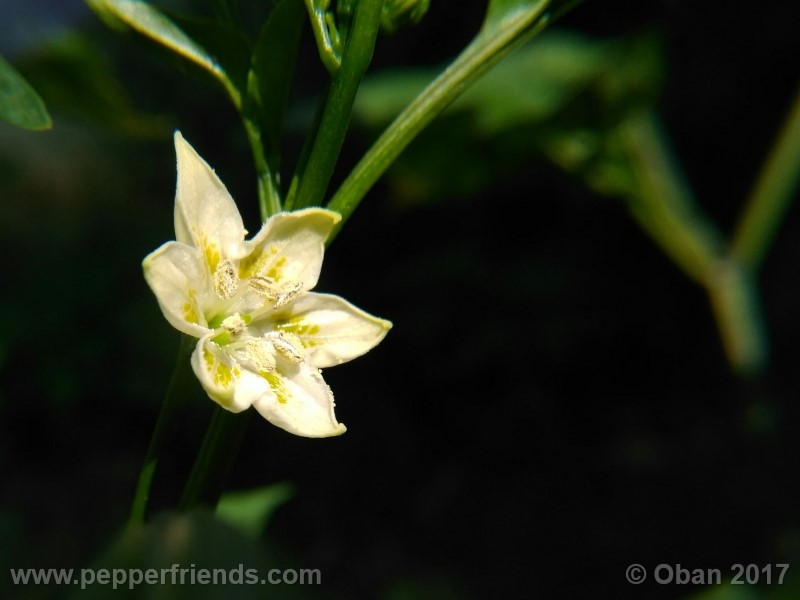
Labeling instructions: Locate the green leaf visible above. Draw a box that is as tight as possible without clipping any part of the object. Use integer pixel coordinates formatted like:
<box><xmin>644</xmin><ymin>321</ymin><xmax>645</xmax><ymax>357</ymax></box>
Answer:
<box><xmin>216</xmin><ymin>483</ymin><xmax>294</xmax><ymax>540</ymax></box>
<box><xmin>0</xmin><ymin>54</ymin><xmax>51</xmax><ymax>131</ymax></box>
<box><xmin>87</xmin><ymin>0</ymin><xmax>249</xmax><ymax>107</ymax></box>
<box><xmin>245</xmin><ymin>0</ymin><xmax>306</xmax><ymax>167</ymax></box>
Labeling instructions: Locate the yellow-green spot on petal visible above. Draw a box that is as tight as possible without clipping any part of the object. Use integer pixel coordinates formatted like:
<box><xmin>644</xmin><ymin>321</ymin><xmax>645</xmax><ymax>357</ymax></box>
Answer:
<box><xmin>203</xmin><ymin>347</ymin><xmax>215</xmax><ymax>370</ymax></box>
<box><xmin>266</xmin><ymin>256</ymin><xmax>287</xmax><ymax>281</ymax></box>
<box><xmin>277</xmin><ymin>318</ymin><xmax>322</xmax><ymax>346</ymax></box>
<box><xmin>182</xmin><ymin>289</ymin><xmax>200</xmax><ymax>324</ymax></box>
<box><xmin>239</xmin><ymin>245</ymin><xmax>276</xmax><ymax>279</ymax></box>
<box><xmin>204</xmin><ymin>242</ymin><xmax>220</xmax><ymax>273</ymax></box>
<box><xmin>239</xmin><ymin>246</ymin><xmax>287</xmax><ymax>282</ymax></box>
<box><xmin>192</xmin><ymin>228</ymin><xmax>221</xmax><ymax>273</ymax></box>
<box><xmin>262</xmin><ymin>371</ymin><xmax>289</xmax><ymax>404</ymax></box>
<box><xmin>214</xmin><ymin>362</ymin><xmax>233</xmax><ymax>388</ymax></box>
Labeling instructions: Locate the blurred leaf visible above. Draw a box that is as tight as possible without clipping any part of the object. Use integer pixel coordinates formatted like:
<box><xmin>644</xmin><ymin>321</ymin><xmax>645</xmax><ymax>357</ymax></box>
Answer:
<box><xmin>69</xmin><ymin>510</ymin><xmax>268</xmax><ymax>600</ymax></box>
<box><xmin>355</xmin><ymin>30</ymin><xmax>661</xmax><ymax>136</ymax></box>
<box><xmin>380</xmin><ymin>0</ymin><xmax>430</xmax><ymax>33</ymax></box>
<box><xmin>351</xmin><ymin>30</ymin><xmax>663</xmax><ymax>204</ymax></box>
<box><xmin>245</xmin><ymin>0</ymin><xmax>306</xmax><ymax>165</ymax></box>
<box><xmin>216</xmin><ymin>483</ymin><xmax>294</xmax><ymax>540</ymax></box>
<box><xmin>483</xmin><ymin>0</ymin><xmax>546</xmax><ymax>32</ymax></box>
<box><xmin>87</xmin><ymin>0</ymin><xmax>249</xmax><ymax>107</ymax></box>
<box><xmin>18</xmin><ymin>34</ymin><xmax>169</xmax><ymax>137</ymax></box>
<box><xmin>0</xmin><ymin>54</ymin><xmax>52</xmax><ymax>130</ymax></box>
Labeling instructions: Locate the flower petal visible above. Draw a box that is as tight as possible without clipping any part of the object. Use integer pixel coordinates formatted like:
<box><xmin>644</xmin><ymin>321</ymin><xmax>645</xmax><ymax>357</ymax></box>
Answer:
<box><xmin>191</xmin><ymin>335</ymin><xmax>268</xmax><ymax>412</ymax></box>
<box><xmin>267</xmin><ymin>293</ymin><xmax>392</xmax><ymax>368</ymax></box>
<box><xmin>173</xmin><ymin>132</ymin><xmax>248</xmax><ymax>272</ymax></box>
<box><xmin>142</xmin><ymin>241</ymin><xmax>211</xmax><ymax>337</ymax></box>
<box><xmin>252</xmin><ymin>361</ymin><xmax>346</xmax><ymax>438</ymax></box>
<box><xmin>240</xmin><ymin>208</ymin><xmax>341</xmax><ymax>291</ymax></box>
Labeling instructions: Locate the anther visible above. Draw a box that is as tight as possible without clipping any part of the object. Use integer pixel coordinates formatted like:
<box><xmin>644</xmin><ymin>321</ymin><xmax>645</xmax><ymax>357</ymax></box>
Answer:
<box><xmin>268</xmin><ymin>331</ymin><xmax>305</xmax><ymax>362</ymax></box>
<box><xmin>248</xmin><ymin>277</ymin><xmax>302</xmax><ymax>309</ymax></box>
<box><xmin>213</xmin><ymin>259</ymin><xmax>239</xmax><ymax>299</ymax></box>
<box><xmin>273</xmin><ymin>282</ymin><xmax>303</xmax><ymax>309</ymax></box>
<box><xmin>248</xmin><ymin>276</ymin><xmax>280</xmax><ymax>298</ymax></box>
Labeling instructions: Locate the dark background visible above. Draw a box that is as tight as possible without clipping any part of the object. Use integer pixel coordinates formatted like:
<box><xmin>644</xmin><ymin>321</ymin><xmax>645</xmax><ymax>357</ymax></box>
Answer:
<box><xmin>2</xmin><ymin>1</ymin><xmax>800</xmax><ymax>598</ymax></box>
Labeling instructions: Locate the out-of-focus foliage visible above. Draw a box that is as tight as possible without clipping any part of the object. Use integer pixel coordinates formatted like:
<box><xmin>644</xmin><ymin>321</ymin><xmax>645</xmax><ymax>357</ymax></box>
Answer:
<box><xmin>380</xmin><ymin>0</ymin><xmax>430</xmax><ymax>34</ymax></box>
<box><xmin>68</xmin><ymin>510</ymin><xmax>316</xmax><ymax>600</ymax></box>
<box><xmin>15</xmin><ymin>34</ymin><xmax>168</xmax><ymax>137</ymax></box>
<box><xmin>216</xmin><ymin>483</ymin><xmax>294</xmax><ymax>541</ymax></box>
<box><xmin>353</xmin><ymin>30</ymin><xmax>664</xmax><ymax>204</ymax></box>
<box><xmin>0</xmin><ymin>54</ymin><xmax>51</xmax><ymax>130</ymax></box>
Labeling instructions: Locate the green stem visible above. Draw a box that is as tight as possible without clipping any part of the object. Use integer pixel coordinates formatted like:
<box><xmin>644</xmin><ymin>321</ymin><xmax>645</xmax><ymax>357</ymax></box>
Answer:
<box><xmin>618</xmin><ymin>111</ymin><xmax>767</xmax><ymax>374</ymax></box>
<box><xmin>287</xmin><ymin>0</ymin><xmax>383</xmax><ymax>211</ymax></box>
<box><xmin>617</xmin><ymin>111</ymin><xmax>725</xmax><ymax>284</ymax></box>
<box><xmin>303</xmin><ymin>0</ymin><xmax>342</xmax><ymax>74</ymax></box>
<box><xmin>325</xmin><ymin>2</ymin><xmax>550</xmax><ymax>234</ymax></box>
<box><xmin>128</xmin><ymin>334</ymin><xmax>196</xmax><ymax>527</ymax></box>
<box><xmin>729</xmin><ymin>85</ymin><xmax>800</xmax><ymax>271</ymax></box>
<box><xmin>178</xmin><ymin>406</ymin><xmax>253</xmax><ymax>512</ymax></box>
<box><xmin>243</xmin><ymin>117</ymin><xmax>282</xmax><ymax>221</ymax></box>
<box><xmin>705</xmin><ymin>259</ymin><xmax>767</xmax><ymax>377</ymax></box>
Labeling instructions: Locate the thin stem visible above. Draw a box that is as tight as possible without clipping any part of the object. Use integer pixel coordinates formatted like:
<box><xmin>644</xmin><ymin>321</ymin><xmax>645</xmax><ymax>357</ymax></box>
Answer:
<box><xmin>128</xmin><ymin>334</ymin><xmax>196</xmax><ymax>527</ymax></box>
<box><xmin>617</xmin><ymin>111</ymin><xmax>725</xmax><ymax>284</ymax></box>
<box><xmin>287</xmin><ymin>0</ymin><xmax>383</xmax><ymax>211</ymax></box>
<box><xmin>325</xmin><ymin>2</ymin><xmax>550</xmax><ymax>235</ymax></box>
<box><xmin>618</xmin><ymin>111</ymin><xmax>767</xmax><ymax>374</ymax></box>
<box><xmin>303</xmin><ymin>0</ymin><xmax>342</xmax><ymax>74</ymax></box>
<box><xmin>243</xmin><ymin>117</ymin><xmax>282</xmax><ymax>221</ymax></box>
<box><xmin>178</xmin><ymin>406</ymin><xmax>254</xmax><ymax>512</ymax></box>
<box><xmin>729</xmin><ymin>85</ymin><xmax>800</xmax><ymax>271</ymax></box>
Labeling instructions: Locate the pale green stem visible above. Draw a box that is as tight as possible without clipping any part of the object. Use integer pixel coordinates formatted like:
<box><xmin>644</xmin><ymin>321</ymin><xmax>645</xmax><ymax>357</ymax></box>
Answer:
<box><xmin>618</xmin><ymin>111</ymin><xmax>767</xmax><ymax>374</ymax></box>
<box><xmin>729</xmin><ymin>85</ymin><xmax>800</xmax><ymax>271</ymax></box>
<box><xmin>303</xmin><ymin>0</ymin><xmax>342</xmax><ymax>74</ymax></box>
<box><xmin>617</xmin><ymin>111</ymin><xmax>725</xmax><ymax>284</ymax></box>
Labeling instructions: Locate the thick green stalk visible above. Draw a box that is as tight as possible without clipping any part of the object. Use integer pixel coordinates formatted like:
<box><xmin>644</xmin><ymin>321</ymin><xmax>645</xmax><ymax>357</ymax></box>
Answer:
<box><xmin>729</xmin><ymin>86</ymin><xmax>800</xmax><ymax>271</ymax></box>
<box><xmin>325</xmin><ymin>1</ymin><xmax>550</xmax><ymax>235</ymax></box>
<box><xmin>287</xmin><ymin>0</ymin><xmax>383</xmax><ymax>210</ymax></box>
<box><xmin>178</xmin><ymin>407</ymin><xmax>254</xmax><ymax>512</ymax></box>
<box><xmin>128</xmin><ymin>334</ymin><xmax>196</xmax><ymax>527</ymax></box>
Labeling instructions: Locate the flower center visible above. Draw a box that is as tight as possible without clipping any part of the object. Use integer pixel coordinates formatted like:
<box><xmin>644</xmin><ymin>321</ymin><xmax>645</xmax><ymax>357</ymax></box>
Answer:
<box><xmin>211</xmin><ymin>259</ymin><xmax>303</xmax><ymax>313</ymax></box>
<box><xmin>207</xmin><ymin>258</ymin><xmax>309</xmax><ymax>374</ymax></box>
<box><xmin>222</xmin><ymin>330</ymin><xmax>307</xmax><ymax>375</ymax></box>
